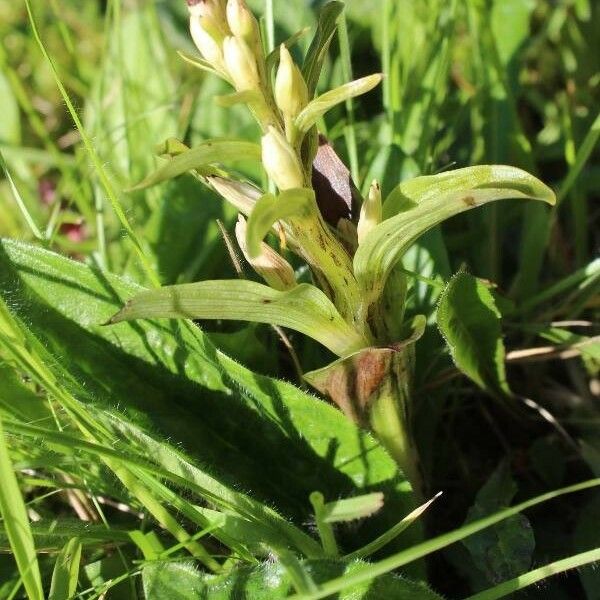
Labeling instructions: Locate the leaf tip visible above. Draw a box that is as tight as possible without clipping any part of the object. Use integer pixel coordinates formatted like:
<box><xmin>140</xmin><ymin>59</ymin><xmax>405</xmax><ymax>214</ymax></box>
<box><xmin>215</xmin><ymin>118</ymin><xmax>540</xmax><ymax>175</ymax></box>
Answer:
<box><xmin>103</xmin><ymin>305</ymin><xmax>129</xmax><ymax>326</ymax></box>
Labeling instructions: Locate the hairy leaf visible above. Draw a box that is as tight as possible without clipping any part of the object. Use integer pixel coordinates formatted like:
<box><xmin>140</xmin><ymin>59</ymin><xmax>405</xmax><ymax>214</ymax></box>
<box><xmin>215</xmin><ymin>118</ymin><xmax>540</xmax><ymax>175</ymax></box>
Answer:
<box><xmin>0</xmin><ymin>239</ymin><xmax>417</xmax><ymax>550</ymax></box>
<box><xmin>142</xmin><ymin>559</ymin><xmax>442</xmax><ymax>600</ymax></box>
<box><xmin>437</xmin><ymin>272</ymin><xmax>509</xmax><ymax>396</ymax></box>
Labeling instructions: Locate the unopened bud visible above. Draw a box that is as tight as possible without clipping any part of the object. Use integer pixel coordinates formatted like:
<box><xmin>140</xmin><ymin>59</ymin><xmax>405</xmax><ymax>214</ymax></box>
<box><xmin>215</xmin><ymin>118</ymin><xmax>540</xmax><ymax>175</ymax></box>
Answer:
<box><xmin>357</xmin><ymin>179</ymin><xmax>382</xmax><ymax>243</ymax></box>
<box><xmin>187</xmin><ymin>0</ymin><xmax>227</xmax><ymax>26</ymax></box>
<box><xmin>275</xmin><ymin>44</ymin><xmax>308</xmax><ymax>118</ymax></box>
<box><xmin>223</xmin><ymin>36</ymin><xmax>260</xmax><ymax>91</ymax></box>
<box><xmin>261</xmin><ymin>126</ymin><xmax>304</xmax><ymax>190</ymax></box>
<box><xmin>235</xmin><ymin>216</ymin><xmax>297</xmax><ymax>290</ymax></box>
<box><xmin>189</xmin><ymin>14</ymin><xmax>224</xmax><ymax>69</ymax></box>
<box><xmin>226</xmin><ymin>0</ymin><xmax>259</xmax><ymax>41</ymax></box>
<box><xmin>208</xmin><ymin>175</ymin><xmax>261</xmax><ymax>215</ymax></box>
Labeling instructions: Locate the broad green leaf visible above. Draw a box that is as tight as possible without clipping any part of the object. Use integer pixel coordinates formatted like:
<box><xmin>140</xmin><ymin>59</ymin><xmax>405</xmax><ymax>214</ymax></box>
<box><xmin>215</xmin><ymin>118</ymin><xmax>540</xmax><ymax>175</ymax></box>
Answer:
<box><xmin>437</xmin><ymin>272</ymin><xmax>509</xmax><ymax>396</ymax></box>
<box><xmin>49</xmin><ymin>537</ymin><xmax>82</xmax><ymax>600</ymax></box>
<box><xmin>355</xmin><ymin>165</ymin><xmax>556</xmax><ymax>305</ymax></box>
<box><xmin>462</xmin><ymin>462</ymin><xmax>535</xmax><ymax>590</ymax></box>
<box><xmin>0</xmin><ymin>414</ymin><xmax>44</xmax><ymax>600</ymax></box>
<box><xmin>109</xmin><ymin>280</ymin><xmax>366</xmax><ymax>358</ymax></box>
<box><xmin>295</xmin><ymin>74</ymin><xmax>383</xmax><ymax>133</ymax></box>
<box><xmin>245</xmin><ymin>188</ymin><xmax>317</xmax><ymax>257</ymax></box>
<box><xmin>0</xmin><ymin>239</ymin><xmax>418</xmax><ymax>553</ymax></box>
<box><xmin>129</xmin><ymin>140</ymin><xmax>261</xmax><ymax>191</ymax></box>
<box><xmin>302</xmin><ymin>1</ymin><xmax>344</xmax><ymax>96</ymax></box>
<box><xmin>142</xmin><ymin>559</ymin><xmax>443</xmax><ymax>600</ymax></box>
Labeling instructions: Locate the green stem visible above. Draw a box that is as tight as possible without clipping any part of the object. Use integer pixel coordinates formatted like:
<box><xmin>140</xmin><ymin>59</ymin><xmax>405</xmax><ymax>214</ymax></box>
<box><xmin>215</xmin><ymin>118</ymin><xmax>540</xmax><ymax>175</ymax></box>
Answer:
<box><xmin>309</xmin><ymin>492</ymin><xmax>339</xmax><ymax>556</ymax></box>
<box><xmin>369</xmin><ymin>390</ymin><xmax>422</xmax><ymax>502</ymax></box>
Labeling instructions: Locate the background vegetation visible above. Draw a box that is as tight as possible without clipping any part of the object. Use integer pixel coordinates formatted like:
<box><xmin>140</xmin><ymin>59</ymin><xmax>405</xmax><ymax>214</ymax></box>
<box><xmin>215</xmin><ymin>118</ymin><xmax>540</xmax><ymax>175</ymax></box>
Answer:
<box><xmin>0</xmin><ymin>0</ymin><xmax>598</xmax><ymax>598</ymax></box>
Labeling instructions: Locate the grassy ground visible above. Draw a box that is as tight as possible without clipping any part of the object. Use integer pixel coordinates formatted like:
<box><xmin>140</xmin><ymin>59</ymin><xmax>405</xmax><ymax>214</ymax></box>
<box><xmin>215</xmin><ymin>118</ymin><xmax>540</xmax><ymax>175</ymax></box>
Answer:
<box><xmin>0</xmin><ymin>0</ymin><xmax>598</xmax><ymax>598</ymax></box>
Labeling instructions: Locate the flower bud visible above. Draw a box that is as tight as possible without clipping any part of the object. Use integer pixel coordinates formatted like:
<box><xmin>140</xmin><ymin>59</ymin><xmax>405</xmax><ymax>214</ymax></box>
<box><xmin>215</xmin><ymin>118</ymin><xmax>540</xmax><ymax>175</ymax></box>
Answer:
<box><xmin>187</xmin><ymin>0</ymin><xmax>227</xmax><ymax>26</ymax></box>
<box><xmin>357</xmin><ymin>179</ymin><xmax>382</xmax><ymax>243</ymax></box>
<box><xmin>189</xmin><ymin>13</ymin><xmax>224</xmax><ymax>69</ymax></box>
<box><xmin>275</xmin><ymin>44</ymin><xmax>308</xmax><ymax>118</ymax></box>
<box><xmin>208</xmin><ymin>175</ymin><xmax>261</xmax><ymax>215</ymax></box>
<box><xmin>223</xmin><ymin>36</ymin><xmax>260</xmax><ymax>91</ymax></box>
<box><xmin>261</xmin><ymin>126</ymin><xmax>305</xmax><ymax>190</ymax></box>
<box><xmin>226</xmin><ymin>0</ymin><xmax>259</xmax><ymax>41</ymax></box>
<box><xmin>235</xmin><ymin>216</ymin><xmax>297</xmax><ymax>290</ymax></box>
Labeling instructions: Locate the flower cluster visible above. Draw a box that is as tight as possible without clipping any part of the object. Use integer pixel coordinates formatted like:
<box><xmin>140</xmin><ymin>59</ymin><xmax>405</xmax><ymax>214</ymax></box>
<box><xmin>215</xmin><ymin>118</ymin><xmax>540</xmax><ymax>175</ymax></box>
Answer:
<box><xmin>187</xmin><ymin>0</ymin><xmax>379</xmax><ymax>341</ymax></box>
<box><xmin>188</xmin><ymin>0</ymin><xmax>307</xmax><ymax>189</ymax></box>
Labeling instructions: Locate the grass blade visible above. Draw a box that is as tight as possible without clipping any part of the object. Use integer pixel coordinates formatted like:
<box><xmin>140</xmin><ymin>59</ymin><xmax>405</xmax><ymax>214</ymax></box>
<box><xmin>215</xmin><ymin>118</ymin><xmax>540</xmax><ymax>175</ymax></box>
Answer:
<box><xmin>0</xmin><ymin>414</ymin><xmax>44</xmax><ymax>600</ymax></box>
<box><xmin>557</xmin><ymin>110</ymin><xmax>600</xmax><ymax>205</ymax></box>
<box><xmin>24</xmin><ymin>0</ymin><xmax>159</xmax><ymax>286</ymax></box>
<box><xmin>49</xmin><ymin>537</ymin><xmax>82</xmax><ymax>600</ymax></box>
<box><xmin>467</xmin><ymin>547</ymin><xmax>600</xmax><ymax>600</ymax></box>
<box><xmin>0</xmin><ymin>150</ymin><xmax>43</xmax><ymax>240</ymax></box>
<box><xmin>344</xmin><ymin>492</ymin><xmax>442</xmax><ymax>561</ymax></box>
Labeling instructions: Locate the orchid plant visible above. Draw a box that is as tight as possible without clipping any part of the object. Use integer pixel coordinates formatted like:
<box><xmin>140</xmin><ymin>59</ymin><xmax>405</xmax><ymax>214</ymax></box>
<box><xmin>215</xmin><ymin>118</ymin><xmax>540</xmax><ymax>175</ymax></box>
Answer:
<box><xmin>110</xmin><ymin>0</ymin><xmax>555</xmax><ymax>496</ymax></box>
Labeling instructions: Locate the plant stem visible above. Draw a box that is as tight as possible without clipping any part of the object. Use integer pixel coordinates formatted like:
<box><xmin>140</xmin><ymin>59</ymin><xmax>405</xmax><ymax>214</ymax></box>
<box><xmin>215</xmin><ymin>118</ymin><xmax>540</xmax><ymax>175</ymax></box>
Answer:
<box><xmin>369</xmin><ymin>388</ymin><xmax>422</xmax><ymax>502</ymax></box>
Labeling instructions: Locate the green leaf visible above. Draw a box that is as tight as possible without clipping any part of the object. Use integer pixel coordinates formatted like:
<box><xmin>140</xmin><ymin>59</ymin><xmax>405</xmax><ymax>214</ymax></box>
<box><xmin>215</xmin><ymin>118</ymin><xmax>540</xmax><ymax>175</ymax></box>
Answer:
<box><xmin>437</xmin><ymin>272</ymin><xmax>510</xmax><ymax>396</ymax></box>
<box><xmin>245</xmin><ymin>188</ymin><xmax>317</xmax><ymax>257</ymax></box>
<box><xmin>355</xmin><ymin>165</ymin><xmax>556</xmax><ymax>305</ymax></box>
<box><xmin>322</xmin><ymin>493</ymin><xmax>384</xmax><ymax>523</ymax></box>
<box><xmin>462</xmin><ymin>462</ymin><xmax>535</xmax><ymax>590</ymax></box>
<box><xmin>0</xmin><ymin>239</ymin><xmax>417</xmax><ymax>552</ymax></box>
<box><xmin>177</xmin><ymin>50</ymin><xmax>224</xmax><ymax>79</ymax></box>
<box><xmin>295</xmin><ymin>74</ymin><xmax>383</xmax><ymax>133</ymax></box>
<box><xmin>0</xmin><ymin>364</ymin><xmax>50</xmax><ymax>423</ymax></box>
<box><xmin>142</xmin><ymin>559</ymin><xmax>443</xmax><ymax>600</ymax></box>
<box><xmin>109</xmin><ymin>279</ymin><xmax>367</xmax><ymax>358</ymax></box>
<box><xmin>49</xmin><ymin>537</ymin><xmax>82</xmax><ymax>600</ymax></box>
<box><xmin>128</xmin><ymin>140</ymin><xmax>261</xmax><ymax>191</ymax></box>
<box><xmin>0</xmin><ymin>414</ymin><xmax>44</xmax><ymax>600</ymax></box>
<box><xmin>302</xmin><ymin>1</ymin><xmax>345</xmax><ymax>96</ymax></box>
